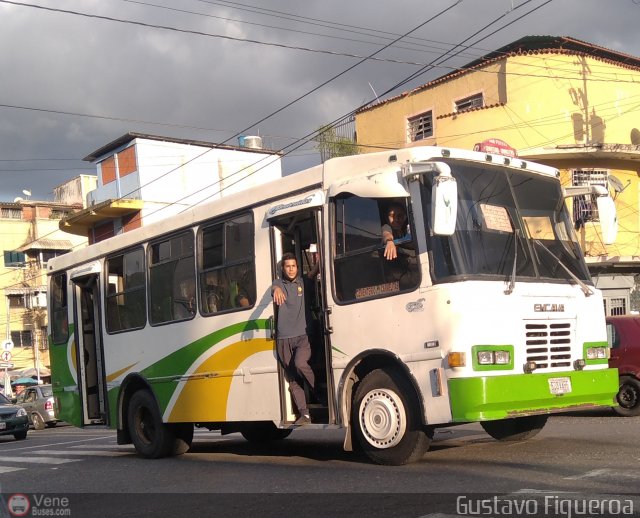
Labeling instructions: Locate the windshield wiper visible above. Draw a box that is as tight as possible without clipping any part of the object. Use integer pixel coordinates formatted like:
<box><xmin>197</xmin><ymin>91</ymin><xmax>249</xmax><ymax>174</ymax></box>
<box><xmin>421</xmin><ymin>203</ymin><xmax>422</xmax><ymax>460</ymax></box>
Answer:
<box><xmin>504</xmin><ymin>229</ymin><xmax>519</xmax><ymax>295</ymax></box>
<box><xmin>532</xmin><ymin>239</ymin><xmax>594</xmax><ymax>297</ymax></box>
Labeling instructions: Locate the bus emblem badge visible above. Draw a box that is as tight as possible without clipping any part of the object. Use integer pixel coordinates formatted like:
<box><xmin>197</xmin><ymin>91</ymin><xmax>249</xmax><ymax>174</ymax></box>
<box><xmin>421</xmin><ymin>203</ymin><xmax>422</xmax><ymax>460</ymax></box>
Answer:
<box><xmin>406</xmin><ymin>298</ymin><xmax>425</xmax><ymax>312</ymax></box>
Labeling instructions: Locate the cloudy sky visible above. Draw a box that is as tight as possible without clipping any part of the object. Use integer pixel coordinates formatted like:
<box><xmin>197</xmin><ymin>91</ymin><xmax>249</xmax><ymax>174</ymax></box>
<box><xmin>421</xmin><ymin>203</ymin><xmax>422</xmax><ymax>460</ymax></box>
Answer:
<box><xmin>1</xmin><ymin>0</ymin><xmax>639</xmax><ymax>202</ymax></box>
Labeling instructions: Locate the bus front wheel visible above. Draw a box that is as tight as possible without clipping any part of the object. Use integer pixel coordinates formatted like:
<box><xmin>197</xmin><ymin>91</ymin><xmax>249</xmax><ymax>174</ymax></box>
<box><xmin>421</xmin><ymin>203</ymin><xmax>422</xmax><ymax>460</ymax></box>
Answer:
<box><xmin>480</xmin><ymin>415</ymin><xmax>548</xmax><ymax>441</ymax></box>
<box><xmin>352</xmin><ymin>368</ymin><xmax>430</xmax><ymax>465</ymax></box>
<box><xmin>127</xmin><ymin>390</ymin><xmax>193</xmax><ymax>458</ymax></box>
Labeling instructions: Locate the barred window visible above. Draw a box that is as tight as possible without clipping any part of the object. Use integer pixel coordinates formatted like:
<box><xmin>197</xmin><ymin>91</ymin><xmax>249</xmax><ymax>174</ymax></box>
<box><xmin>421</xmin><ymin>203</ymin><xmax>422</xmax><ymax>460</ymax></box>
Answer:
<box><xmin>609</xmin><ymin>297</ymin><xmax>627</xmax><ymax>316</ymax></box>
<box><xmin>572</xmin><ymin>169</ymin><xmax>608</xmax><ymax>225</ymax></box>
<box><xmin>49</xmin><ymin>210</ymin><xmax>68</xmax><ymax>220</ymax></box>
<box><xmin>3</xmin><ymin>250</ymin><xmax>25</xmax><ymax>267</ymax></box>
<box><xmin>455</xmin><ymin>93</ymin><xmax>484</xmax><ymax>112</ymax></box>
<box><xmin>8</xmin><ymin>295</ymin><xmax>25</xmax><ymax>308</ymax></box>
<box><xmin>11</xmin><ymin>330</ymin><xmax>32</xmax><ymax>348</ymax></box>
<box><xmin>1</xmin><ymin>208</ymin><xmax>21</xmax><ymax>219</ymax></box>
<box><xmin>407</xmin><ymin>111</ymin><xmax>433</xmax><ymax>142</ymax></box>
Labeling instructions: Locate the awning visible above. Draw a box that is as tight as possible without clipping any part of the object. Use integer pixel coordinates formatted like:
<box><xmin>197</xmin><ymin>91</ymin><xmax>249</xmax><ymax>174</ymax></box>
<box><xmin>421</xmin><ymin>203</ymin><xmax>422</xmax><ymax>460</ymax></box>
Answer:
<box><xmin>60</xmin><ymin>198</ymin><xmax>145</xmax><ymax>236</ymax></box>
<box><xmin>17</xmin><ymin>238</ymin><xmax>73</xmax><ymax>252</ymax></box>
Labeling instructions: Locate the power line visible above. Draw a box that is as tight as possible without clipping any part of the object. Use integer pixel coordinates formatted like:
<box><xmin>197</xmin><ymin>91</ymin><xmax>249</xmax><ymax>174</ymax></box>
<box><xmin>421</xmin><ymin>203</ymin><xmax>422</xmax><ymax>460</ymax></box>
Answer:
<box><xmin>0</xmin><ymin>1</ymin><xmax>467</xmax><ymax>291</ymax></box>
<box><xmin>0</xmin><ymin>1</ymin><xmax>458</xmax><ymax>67</ymax></box>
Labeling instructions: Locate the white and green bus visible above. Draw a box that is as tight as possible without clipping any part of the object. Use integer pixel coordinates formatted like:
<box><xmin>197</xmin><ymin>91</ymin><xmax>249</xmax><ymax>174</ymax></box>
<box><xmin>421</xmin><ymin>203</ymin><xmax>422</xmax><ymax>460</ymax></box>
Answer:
<box><xmin>47</xmin><ymin>146</ymin><xmax>618</xmax><ymax>465</ymax></box>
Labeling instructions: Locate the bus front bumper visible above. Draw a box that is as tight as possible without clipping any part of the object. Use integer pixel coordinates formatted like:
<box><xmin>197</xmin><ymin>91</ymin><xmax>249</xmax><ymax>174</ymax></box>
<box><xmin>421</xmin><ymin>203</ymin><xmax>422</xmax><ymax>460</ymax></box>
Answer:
<box><xmin>448</xmin><ymin>368</ymin><xmax>618</xmax><ymax>422</ymax></box>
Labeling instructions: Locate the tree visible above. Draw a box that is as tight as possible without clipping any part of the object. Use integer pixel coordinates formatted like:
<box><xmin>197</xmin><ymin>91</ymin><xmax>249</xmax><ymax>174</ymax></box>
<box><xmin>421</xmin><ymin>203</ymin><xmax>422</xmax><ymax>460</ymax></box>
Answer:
<box><xmin>314</xmin><ymin>124</ymin><xmax>359</xmax><ymax>162</ymax></box>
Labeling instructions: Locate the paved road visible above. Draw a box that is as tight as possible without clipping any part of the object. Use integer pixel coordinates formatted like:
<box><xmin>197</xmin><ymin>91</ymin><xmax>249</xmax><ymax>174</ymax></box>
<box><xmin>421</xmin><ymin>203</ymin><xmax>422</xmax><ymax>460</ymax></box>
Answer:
<box><xmin>0</xmin><ymin>411</ymin><xmax>637</xmax><ymax>517</ymax></box>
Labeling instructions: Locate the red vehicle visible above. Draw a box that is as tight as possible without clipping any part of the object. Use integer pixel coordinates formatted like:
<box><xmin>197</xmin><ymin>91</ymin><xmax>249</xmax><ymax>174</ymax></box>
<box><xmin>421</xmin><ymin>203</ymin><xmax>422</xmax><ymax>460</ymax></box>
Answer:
<box><xmin>606</xmin><ymin>315</ymin><xmax>640</xmax><ymax>416</ymax></box>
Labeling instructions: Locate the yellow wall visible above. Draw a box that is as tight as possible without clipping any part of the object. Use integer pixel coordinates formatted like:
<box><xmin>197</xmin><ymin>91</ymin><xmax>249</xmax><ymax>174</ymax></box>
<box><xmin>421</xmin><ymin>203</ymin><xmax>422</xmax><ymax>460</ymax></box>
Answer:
<box><xmin>355</xmin><ymin>52</ymin><xmax>640</xmax><ymax>259</ymax></box>
<box><xmin>1</xmin><ymin>208</ymin><xmax>88</xmax><ymax>371</ymax></box>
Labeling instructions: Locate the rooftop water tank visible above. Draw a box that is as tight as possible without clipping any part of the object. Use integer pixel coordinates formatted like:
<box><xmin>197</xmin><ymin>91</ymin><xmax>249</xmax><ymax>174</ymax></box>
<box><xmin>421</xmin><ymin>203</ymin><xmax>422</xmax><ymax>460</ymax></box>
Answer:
<box><xmin>238</xmin><ymin>135</ymin><xmax>263</xmax><ymax>149</ymax></box>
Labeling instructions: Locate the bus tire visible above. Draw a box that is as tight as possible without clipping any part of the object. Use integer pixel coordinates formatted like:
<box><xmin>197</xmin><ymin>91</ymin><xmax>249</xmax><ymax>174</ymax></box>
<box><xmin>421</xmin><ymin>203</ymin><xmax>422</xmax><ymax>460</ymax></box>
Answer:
<box><xmin>128</xmin><ymin>390</ymin><xmax>177</xmax><ymax>459</ymax></box>
<box><xmin>480</xmin><ymin>415</ymin><xmax>548</xmax><ymax>441</ymax></box>
<box><xmin>352</xmin><ymin>368</ymin><xmax>430</xmax><ymax>465</ymax></box>
<box><xmin>240</xmin><ymin>422</ymin><xmax>292</xmax><ymax>443</ymax></box>
<box><xmin>613</xmin><ymin>376</ymin><xmax>640</xmax><ymax>417</ymax></box>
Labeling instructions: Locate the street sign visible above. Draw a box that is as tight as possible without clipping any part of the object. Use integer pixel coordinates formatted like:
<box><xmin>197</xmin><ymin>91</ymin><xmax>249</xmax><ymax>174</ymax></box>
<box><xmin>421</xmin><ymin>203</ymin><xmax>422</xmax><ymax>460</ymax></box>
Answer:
<box><xmin>1</xmin><ymin>340</ymin><xmax>13</xmax><ymax>352</ymax></box>
<box><xmin>0</xmin><ymin>362</ymin><xmax>14</xmax><ymax>369</ymax></box>
<box><xmin>0</xmin><ymin>351</ymin><xmax>11</xmax><ymax>362</ymax></box>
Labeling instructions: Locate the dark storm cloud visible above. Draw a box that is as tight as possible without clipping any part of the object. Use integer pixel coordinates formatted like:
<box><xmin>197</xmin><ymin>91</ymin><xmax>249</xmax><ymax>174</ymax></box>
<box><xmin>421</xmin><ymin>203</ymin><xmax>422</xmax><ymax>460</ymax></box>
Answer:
<box><xmin>0</xmin><ymin>0</ymin><xmax>638</xmax><ymax>200</ymax></box>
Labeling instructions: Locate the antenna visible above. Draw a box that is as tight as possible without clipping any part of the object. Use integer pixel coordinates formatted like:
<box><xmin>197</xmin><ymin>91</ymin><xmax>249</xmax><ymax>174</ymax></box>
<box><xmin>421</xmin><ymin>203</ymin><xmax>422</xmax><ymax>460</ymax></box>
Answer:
<box><xmin>13</xmin><ymin>197</ymin><xmax>23</xmax><ymax>203</ymax></box>
<box><xmin>22</xmin><ymin>189</ymin><xmax>31</xmax><ymax>199</ymax></box>
<box><xmin>607</xmin><ymin>175</ymin><xmax>629</xmax><ymax>199</ymax></box>
<box><xmin>368</xmin><ymin>82</ymin><xmax>380</xmax><ymax>103</ymax></box>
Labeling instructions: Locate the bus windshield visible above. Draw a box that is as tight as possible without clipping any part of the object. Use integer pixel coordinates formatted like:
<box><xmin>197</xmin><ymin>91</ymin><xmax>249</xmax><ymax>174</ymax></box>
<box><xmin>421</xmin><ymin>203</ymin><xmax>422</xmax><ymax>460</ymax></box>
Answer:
<box><xmin>423</xmin><ymin>161</ymin><xmax>591</xmax><ymax>284</ymax></box>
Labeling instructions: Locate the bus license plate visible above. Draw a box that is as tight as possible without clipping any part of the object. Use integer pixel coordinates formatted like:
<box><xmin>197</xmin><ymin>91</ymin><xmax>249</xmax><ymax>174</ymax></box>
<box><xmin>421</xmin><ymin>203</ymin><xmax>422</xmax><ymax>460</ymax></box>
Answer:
<box><xmin>548</xmin><ymin>377</ymin><xmax>572</xmax><ymax>395</ymax></box>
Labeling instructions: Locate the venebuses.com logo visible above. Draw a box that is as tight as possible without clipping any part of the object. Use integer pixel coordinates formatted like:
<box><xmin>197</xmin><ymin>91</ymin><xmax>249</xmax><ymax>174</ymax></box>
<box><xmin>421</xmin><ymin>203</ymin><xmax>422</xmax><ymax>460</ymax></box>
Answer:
<box><xmin>6</xmin><ymin>494</ymin><xmax>71</xmax><ymax>517</ymax></box>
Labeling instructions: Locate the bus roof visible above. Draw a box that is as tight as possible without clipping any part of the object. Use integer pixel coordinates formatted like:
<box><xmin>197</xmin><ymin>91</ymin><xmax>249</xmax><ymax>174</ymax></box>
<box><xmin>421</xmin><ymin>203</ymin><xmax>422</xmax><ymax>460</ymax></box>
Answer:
<box><xmin>48</xmin><ymin>146</ymin><xmax>558</xmax><ymax>274</ymax></box>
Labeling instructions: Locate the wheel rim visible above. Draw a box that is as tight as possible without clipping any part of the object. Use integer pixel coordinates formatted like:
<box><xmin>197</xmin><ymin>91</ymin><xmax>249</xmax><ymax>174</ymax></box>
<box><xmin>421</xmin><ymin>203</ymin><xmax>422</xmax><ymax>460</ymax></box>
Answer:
<box><xmin>618</xmin><ymin>383</ymin><xmax>639</xmax><ymax>409</ymax></box>
<box><xmin>33</xmin><ymin>414</ymin><xmax>43</xmax><ymax>428</ymax></box>
<box><xmin>134</xmin><ymin>406</ymin><xmax>156</xmax><ymax>446</ymax></box>
<box><xmin>358</xmin><ymin>388</ymin><xmax>406</xmax><ymax>449</ymax></box>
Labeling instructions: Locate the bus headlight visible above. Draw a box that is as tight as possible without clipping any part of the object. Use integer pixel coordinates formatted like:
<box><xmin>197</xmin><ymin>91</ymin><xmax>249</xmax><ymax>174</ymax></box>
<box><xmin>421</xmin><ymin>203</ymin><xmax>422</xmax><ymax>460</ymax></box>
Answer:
<box><xmin>477</xmin><ymin>351</ymin><xmax>494</xmax><ymax>365</ymax></box>
<box><xmin>586</xmin><ymin>346</ymin><xmax>609</xmax><ymax>360</ymax></box>
<box><xmin>472</xmin><ymin>346</ymin><xmax>513</xmax><ymax>370</ymax></box>
<box><xmin>494</xmin><ymin>351</ymin><xmax>511</xmax><ymax>364</ymax></box>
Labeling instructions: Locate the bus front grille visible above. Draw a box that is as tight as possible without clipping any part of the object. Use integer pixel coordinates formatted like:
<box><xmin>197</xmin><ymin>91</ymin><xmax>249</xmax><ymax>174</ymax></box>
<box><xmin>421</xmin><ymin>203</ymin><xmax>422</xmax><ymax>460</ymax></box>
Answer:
<box><xmin>525</xmin><ymin>321</ymin><xmax>572</xmax><ymax>370</ymax></box>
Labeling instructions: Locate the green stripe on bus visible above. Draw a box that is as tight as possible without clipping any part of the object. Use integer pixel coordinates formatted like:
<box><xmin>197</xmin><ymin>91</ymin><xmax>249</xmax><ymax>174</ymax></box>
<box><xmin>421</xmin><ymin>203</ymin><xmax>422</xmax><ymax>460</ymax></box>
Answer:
<box><xmin>140</xmin><ymin>319</ymin><xmax>269</xmax><ymax>412</ymax></box>
<box><xmin>448</xmin><ymin>368</ymin><xmax>618</xmax><ymax>422</ymax></box>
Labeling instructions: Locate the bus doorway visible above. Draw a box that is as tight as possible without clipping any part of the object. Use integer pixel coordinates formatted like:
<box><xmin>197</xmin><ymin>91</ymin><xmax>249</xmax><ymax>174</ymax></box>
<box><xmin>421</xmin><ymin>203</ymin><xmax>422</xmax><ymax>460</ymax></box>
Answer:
<box><xmin>268</xmin><ymin>207</ymin><xmax>334</xmax><ymax>425</ymax></box>
<box><xmin>72</xmin><ymin>274</ymin><xmax>107</xmax><ymax>426</ymax></box>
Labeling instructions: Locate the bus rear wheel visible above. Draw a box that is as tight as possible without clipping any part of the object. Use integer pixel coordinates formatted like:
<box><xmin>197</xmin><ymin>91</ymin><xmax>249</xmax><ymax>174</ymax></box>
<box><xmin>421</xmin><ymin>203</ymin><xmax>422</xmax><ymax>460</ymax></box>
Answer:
<box><xmin>480</xmin><ymin>415</ymin><xmax>548</xmax><ymax>441</ymax></box>
<box><xmin>128</xmin><ymin>390</ymin><xmax>193</xmax><ymax>458</ymax></box>
<box><xmin>352</xmin><ymin>368</ymin><xmax>430</xmax><ymax>465</ymax></box>
<box><xmin>240</xmin><ymin>422</ymin><xmax>292</xmax><ymax>442</ymax></box>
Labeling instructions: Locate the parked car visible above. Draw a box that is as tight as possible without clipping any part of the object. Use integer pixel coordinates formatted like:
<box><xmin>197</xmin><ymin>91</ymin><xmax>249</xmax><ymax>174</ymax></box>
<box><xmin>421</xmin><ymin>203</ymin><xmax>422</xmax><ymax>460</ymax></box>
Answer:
<box><xmin>606</xmin><ymin>315</ymin><xmax>640</xmax><ymax>416</ymax></box>
<box><xmin>0</xmin><ymin>393</ymin><xmax>28</xmax><ymax>440</ymax></box>
<box><xmin>15</xmin><ymin>384</ymin><xmax>58</xmax><ymax>430</ymax></box>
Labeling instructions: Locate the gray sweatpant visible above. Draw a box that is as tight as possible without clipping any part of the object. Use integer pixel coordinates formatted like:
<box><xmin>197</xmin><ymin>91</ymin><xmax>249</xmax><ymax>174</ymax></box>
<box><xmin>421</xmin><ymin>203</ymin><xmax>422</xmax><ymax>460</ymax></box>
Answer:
<box><xmin>277</xmin><ymin>335</ymin><xmax>315</xmax><ymax>414</ymax></box>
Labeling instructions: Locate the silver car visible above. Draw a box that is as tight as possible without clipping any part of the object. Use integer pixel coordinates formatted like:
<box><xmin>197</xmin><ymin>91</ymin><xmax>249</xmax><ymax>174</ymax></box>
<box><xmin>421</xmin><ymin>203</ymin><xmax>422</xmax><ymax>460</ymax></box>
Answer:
<box><xmin>16</xmin><ymin>384</ymin><xmax>58</xmax><ymax>430</ymax></box>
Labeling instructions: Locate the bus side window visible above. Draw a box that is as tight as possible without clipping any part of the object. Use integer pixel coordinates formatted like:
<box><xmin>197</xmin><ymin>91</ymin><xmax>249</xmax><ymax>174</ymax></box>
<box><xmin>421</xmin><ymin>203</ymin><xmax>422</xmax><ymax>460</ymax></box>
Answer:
<box><xmin>198</xmin><ymin>213</ymin><xmax>256</xmax><ymax>315</ymax></box>
<box><xmin>105</xmin><ymin>247</ymin><xmax>147</xmax><ymax>332</ymax></box>
<box><xmin>50</xmin><ymin>272</ymin><xmax>69</xmax><ymax>344</ymax></box>
<box><xmin>333</xmin><ymin>195</ymin><xmax>419</xmax><ymax>302</ymax></box>
<box><xmin>149</xmin><ymin>231</ymin><xmax>196</xmax><ymax>325</ymax></box>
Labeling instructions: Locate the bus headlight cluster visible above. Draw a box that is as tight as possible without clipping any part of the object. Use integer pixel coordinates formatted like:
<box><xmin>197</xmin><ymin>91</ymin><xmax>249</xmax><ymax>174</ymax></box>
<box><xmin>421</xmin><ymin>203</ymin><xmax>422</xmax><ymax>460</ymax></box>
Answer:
<box><xmin>586</xmin><ymin>346</ymin><xmax>609</xmax><ymax>360</ymax></box>
<box><xmin>477</xmin><ymin>350</ymin><xmax>511</xmax><ymax>365</ymax></box>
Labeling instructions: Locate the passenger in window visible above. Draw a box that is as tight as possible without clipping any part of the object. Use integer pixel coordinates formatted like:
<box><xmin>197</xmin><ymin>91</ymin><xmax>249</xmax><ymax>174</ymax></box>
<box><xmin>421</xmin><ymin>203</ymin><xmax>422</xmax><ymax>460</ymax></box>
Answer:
<box><xmin>382</xmin><ymin>202</ymin><xmax>410</xmax><ymax>260</ymax></box>
<box><xmin>271</xmin><ymin>252</ymin><xmax>317</xmax><ymax>426</ymax></box>
<box><xmin>234</xmin><ymin>293</ymin><xmax>250</xmax><ymax>308</ymax></box>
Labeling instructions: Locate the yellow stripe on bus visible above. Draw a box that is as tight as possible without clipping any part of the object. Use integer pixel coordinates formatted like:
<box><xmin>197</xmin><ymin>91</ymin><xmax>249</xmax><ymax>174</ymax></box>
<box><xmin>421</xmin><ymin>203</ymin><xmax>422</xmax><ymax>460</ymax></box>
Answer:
<box><xmin>168</xmin><ymin>338</ymin><xmax>274</xmax><ymax>422</ymax></box>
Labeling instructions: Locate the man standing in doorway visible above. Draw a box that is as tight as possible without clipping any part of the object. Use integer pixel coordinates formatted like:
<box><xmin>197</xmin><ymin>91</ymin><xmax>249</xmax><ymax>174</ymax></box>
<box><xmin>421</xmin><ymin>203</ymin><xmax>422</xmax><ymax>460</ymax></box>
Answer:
<box><xmin>272</xmin><ymin>252</ymin><xmax>315</xmax><ymax>425</ymax></box>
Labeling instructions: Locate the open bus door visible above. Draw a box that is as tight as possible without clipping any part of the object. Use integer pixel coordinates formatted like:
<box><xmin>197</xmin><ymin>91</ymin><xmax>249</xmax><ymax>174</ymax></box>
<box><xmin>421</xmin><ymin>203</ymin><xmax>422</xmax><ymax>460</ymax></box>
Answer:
<box><xmin>267</xmin><ymin>193</ymin><xmax>335</xmax><ymax>425</ymax></box>
<box><xmin>70</xmin><ymin>270</ymin><xmax>108</xmax><ymax>426</ymax></box>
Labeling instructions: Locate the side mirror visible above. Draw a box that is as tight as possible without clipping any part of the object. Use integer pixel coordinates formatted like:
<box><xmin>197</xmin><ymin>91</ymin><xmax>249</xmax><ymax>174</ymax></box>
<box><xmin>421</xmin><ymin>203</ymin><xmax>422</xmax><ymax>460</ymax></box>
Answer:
<box><xmin>596</xmin><ymin>195</ymin><xmax>617</xmax><ymax>245</ymax></box>
<box><xmin>431</xmin><ymin>164</ymin><xmax>457</xmax><ymax>236</ymax></box>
